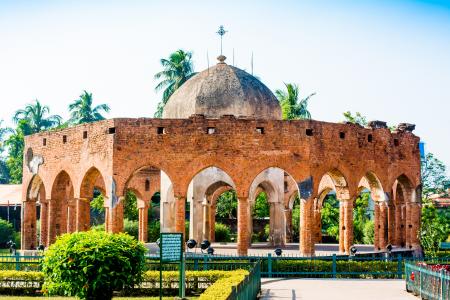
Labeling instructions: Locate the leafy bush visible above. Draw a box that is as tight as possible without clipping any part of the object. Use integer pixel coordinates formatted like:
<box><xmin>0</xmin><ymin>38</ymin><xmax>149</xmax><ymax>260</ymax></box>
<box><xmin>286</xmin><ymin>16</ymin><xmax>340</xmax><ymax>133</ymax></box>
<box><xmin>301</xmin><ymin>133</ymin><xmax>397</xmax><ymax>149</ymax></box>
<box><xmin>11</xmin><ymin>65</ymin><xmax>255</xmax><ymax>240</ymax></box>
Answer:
<box><xmin>0</xmin><ymin>218</ymin><xmax>16</xmax><ymax>248</ymax></box>
<box><xmin>90</xmin><ymin>223</ymin><xmax>105</xmax><ymax>232</ymax></box>
<box><xmin>42</xmin><ymin>231</ymin><xmax>146</xmax><ymax>300</ymax></box>
<box><xmin>363</xmin><ymin>220</ymin><xmax>374</xmax><ymax>245</ymax></box>
<box><xmin>124</xmin><ymin>218</ymin><xmax>138</xmax><ymax>239</ymax></box>
<box><xmin>215</xmin><ymin>223</ymin><xmax>231</xmax><ymax>242</ymax></box>
<box><xmin>147</xmin><ymin>220</ymin><xmax>160</xmax><ymax>242</ymax></box>
<box><xmin>0</xmin><ymin>270</ymin><xmax>44</xmax><ymax>295</ymax></box>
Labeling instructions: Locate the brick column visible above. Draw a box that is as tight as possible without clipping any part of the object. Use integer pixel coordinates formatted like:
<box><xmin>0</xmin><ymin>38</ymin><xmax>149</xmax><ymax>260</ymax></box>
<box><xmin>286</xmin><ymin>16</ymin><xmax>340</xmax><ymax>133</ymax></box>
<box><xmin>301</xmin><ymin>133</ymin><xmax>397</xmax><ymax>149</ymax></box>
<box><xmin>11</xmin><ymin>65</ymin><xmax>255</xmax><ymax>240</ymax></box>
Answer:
<box><xmin>175</xmin><ymin>196</ymin><xmax>186</xmax><ymax>242</ymax></box>
<box><xmin>374</xmin><ymin>202</ymin><xmax>380</xmax><ymax>251</ymax></box>
<box><xmin>76</xmin><ymin>198</ymin><xmax>90</xmax><ymax>232</ymax></box>
<box><xmin>405</xmin><ymin>203</ymin><xmax>412</xmax><ymax>249</ymax></box>
<box><xmin>138</xmin><ymin>202</ymin><xmax>149</xmax><ymax>242</ymax></box>
<box><xmin>66</xmin><ymin>199</ymin><xmax>76</xmax><ymax>233</ymax></box>
<box><xmin>112</xmin><ymin>199</ymin><xmax>124</xmax><ymax>233</ymax></box>
<box><xmin>21</xmin><ymin>199</ymin><xmax>37</xmax><ymax>250</ymax></box>
<box><xmin>299</xmin><ymin>198</ymin><xmax>314</xmax><ymax>256</ymax></box>
<box><xmin>209</xmin><ymin>205</ymin><xmax>216</xmax><ymax>242</ymax></box>
<box><xmin>410</xmin><ymin>203</ymin><xmax>421</xmax><ymax>250</ymax></box>
<box><xmin>314</xmin><ymin>208</ymin><xmax>322</xmax><ymax>244</ymax></box>
<box><xmin>237</xmin><ymin>197</ymin><xmax>250</xmax><ymax>256</ymax></box>
<box><xmin>284</xmin><ymin>209</ymin><xmax>292</xmax><ymax>243</ymax></box>
<box><xmin>387</xmin><ymin>204</ymin><xmax>395</xmax><ymax>245</ymax></box>
<box><xmin>339</xmin><ymin>201</ymin><xmax>345</xmax><ymax>253</ymax></box>
<box><xmin>343</xmin><ymin>199</ymin><xmax>354</xmax><ymax>254</ymax></box>
<box><xmin>47</xmin><ymin>199</ymin><xmax>57</xmax><ymax>245</ymax></box>
<box><xmin>379</xmin><ymin>202</ymin><xmax>388</xmax><ymax>250</ymax></box>
<box><xmin>394</xmin><ymin>204</ymin><xmax>402</xmax><ymax>246</ymax></box>
<box><xmin>39</xmin><ymin>200</ymin><xmax>48</xmax><ymax>247</ymax></box>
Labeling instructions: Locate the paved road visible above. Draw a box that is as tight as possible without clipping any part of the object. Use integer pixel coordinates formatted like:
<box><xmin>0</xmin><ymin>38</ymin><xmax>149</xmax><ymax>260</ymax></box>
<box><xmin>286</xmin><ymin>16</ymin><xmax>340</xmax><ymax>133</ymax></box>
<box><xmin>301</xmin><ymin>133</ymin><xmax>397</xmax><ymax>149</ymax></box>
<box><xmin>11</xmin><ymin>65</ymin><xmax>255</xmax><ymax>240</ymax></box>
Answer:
<box><xmin>260</xmin><ymin>278</ymin><xmax>417</xmax><ymax>300</ymax></box>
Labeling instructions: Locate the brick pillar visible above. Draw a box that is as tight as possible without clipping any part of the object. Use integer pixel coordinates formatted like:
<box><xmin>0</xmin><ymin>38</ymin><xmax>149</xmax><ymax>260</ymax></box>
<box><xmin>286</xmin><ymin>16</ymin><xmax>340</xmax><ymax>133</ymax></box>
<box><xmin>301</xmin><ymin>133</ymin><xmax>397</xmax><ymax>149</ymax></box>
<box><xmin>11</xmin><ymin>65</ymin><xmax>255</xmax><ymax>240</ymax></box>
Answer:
<box><xmin>387</xmin><ymin>204</ymin><xmax>395</xmax><ymax>245</ymax></box>
<box><xmin>47</xmin><ymin>199</ymin><xmax>57</xmax><ymax>245</ymax></box>
<box><xmin>394</xmin><ymin>204</ymin><xmax>402</xmax><ymax>246</ymax></box>
<box><xmin>104</xmin><ymin>207</ymin><xmax>110</xmax><ymax>232</ymax></box>
<box><xmin>237</xmin><ymin>197</ymin><xmax>250</xmax><ymax>256</ymax></box>
<box><xmin>339</xmin><ymin>201</ymin><xmax>345</xmax><ymax>253</ymax></box>
<box><xmin>174</xmin><ymin>196</ymin><xmax>186</xmax><ymax>242</ymax></box>
<box><xmin>209</xmin><ymin>205</ymin><xmax>216</xmax><ymax>242</ymax></box>
<box><xmin>22</xmin><ymin>199</ymin><xmax>37</xmax><ymax>250</ymax></box>
<box><xmin>67</xmin><ymin>199</ymin><xmax>76</xmax><ymax>233</ymax></box>
<box><xmin>299</xmin><ymin>198</ymin><xmax>314</xmax><ymax>256</ymax></box>
<box><xmin>314</xmin><ymin>208</ymin><xmax>322</xmax><ymax>244</ymax></box>
<box><xmin>39</xmin><ymin>200</ymin><xmax>48</xmax><ymax>247</ymax></box>
<box><xmin>410</xmin><ymin>203</ymin><xmax>421</xmax><ymax>250</ymax></box>
<box><xmin>405</xmin><ymin>203</ymin><xmax>412</xmax><ymax>249</ymax></box>
<box><xmin>112</xmin><ymin>199</ymin><xmax>124</xmax><ymax>233</ymax></box>
<box><xmin>374</xmin><ymin>202</ymin><xmax>380</xmax><ymax>251</ymax></box>
<box><xmin>343</xmin><ymin>199</ymin><xmax>354</xmax><ymax>254</ymax></box>
<box><xmin>76</xmin><ymin>198</ymin><xmax>90</xmax><ymax>232</ymax></box>
<box><xmin>379</xmin><ymin>202</ymin><xmax>388</xmax><ymax>250</ymax></box>
<box><xmin>138</xmin><ymin>202</ymin><xmax>149</xmax><ymax>242</ymax></box>
<box><xmin>284</xmin><ymin>209</ymin><xmax>292</xmax><ymax>243</ymax></box>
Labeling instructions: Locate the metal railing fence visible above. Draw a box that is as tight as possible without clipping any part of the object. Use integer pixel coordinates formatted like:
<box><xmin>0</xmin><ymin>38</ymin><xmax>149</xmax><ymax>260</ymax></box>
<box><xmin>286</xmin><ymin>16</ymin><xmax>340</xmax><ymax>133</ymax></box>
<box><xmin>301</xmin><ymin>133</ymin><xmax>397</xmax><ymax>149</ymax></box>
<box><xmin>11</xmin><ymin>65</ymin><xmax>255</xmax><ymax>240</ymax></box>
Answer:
<box><xmin>405</xmin><ymin>261</ymin><xmax>450</xmax><ymax>300</ymax></box>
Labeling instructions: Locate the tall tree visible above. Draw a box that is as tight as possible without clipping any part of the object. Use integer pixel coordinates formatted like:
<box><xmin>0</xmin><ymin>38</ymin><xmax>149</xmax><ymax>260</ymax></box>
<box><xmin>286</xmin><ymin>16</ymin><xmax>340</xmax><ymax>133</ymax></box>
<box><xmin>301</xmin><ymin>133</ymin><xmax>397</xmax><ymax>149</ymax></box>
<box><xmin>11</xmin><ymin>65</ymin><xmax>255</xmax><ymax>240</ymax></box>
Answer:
<box><xmin>13</xmin><ymin>100</ymin><xmax>61</xmax><ymax>133</ymax></box>
<box><xmin>421</xmin><ymin>152</ymin><xmax>449</xmax><ymax>199</ymax></box>
<box><xmin>4</xmin><ymin>120</ymin><xmax>32</xmax><ymax>183</ymax></box>
<box><xmin>275</xmin><ymin>83</ymin><xmax>315</xmax><ymax>120</ymax></box>
<box><xmin>0</xmin><ymin>120</ymin><xmax>11</xmax><ymax>183</ymax></box>
<box><xmin>68</xmin><ymin>91</ymin><xmax>110</xmax><ymax>124</ymax></box>
<box><xmin>154</xmin><ymin>49</ymin><xmax>196</xmax><ymax>117</ymax></box>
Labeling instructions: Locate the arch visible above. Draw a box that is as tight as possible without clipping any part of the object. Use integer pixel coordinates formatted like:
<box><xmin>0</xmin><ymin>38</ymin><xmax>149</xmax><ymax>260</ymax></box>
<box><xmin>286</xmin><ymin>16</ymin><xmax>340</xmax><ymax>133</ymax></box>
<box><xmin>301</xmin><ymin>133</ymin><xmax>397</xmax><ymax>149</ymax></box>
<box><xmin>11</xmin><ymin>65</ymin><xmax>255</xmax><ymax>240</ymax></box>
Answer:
<box><xmin>26</xmin><ymin>175</ymin><xmax>46</xmax><ymax>201</ymax></box>
<box><xmin>80</xmin><ymin>167</ymin><xmax>106</xmax><ymax>199</ymax></box>
<box><xmin>357</xmin><ymin>171</ymin><xmax>385</xmax><ymax>202</ymax></box>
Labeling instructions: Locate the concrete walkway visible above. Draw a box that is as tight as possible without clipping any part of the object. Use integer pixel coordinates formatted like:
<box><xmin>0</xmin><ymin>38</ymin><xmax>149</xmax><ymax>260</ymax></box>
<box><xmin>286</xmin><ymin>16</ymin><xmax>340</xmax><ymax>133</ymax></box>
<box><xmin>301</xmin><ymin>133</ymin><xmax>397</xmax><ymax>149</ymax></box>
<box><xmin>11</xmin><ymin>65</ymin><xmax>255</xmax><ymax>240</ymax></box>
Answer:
<box><xmin>260</xmin><ymin>278</ymin><xmax>417</xmax><ymax>300</ymax></box>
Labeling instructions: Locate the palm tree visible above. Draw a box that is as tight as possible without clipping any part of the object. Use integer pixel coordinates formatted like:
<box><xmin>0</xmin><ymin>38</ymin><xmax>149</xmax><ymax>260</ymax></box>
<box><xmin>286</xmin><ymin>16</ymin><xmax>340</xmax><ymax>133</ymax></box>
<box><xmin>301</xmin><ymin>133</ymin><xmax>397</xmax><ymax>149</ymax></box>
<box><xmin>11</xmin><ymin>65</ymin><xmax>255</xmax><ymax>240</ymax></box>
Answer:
<box><xmin>154</xmin><ymin>49</ymin><xmax>196</xmax><ymax>117</ymax></box>
<box><xmin>13</xmin><ymin>100</ymin><xmax>62</xmax><ymax>133</ymax></box>
<box><xmin>275</xmin><ymin>83</ymin><xmax>315</xmax><ymax>120</ymax></box>
<box><xmin>68</xmin><ymin>91</ymin><xmax>110</xmax><ymax>124</ymax></box>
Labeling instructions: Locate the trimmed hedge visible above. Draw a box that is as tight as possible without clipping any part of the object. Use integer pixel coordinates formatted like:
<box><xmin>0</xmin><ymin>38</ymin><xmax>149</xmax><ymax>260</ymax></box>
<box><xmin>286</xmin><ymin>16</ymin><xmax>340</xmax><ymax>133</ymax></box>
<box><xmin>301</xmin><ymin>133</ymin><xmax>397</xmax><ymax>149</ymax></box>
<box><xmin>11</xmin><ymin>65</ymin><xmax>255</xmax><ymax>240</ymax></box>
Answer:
<box><xmin>198</xmin><ymin>270</ymin><xmax>248</xmax><ymax>300</ymax></box>
<box><xmin>0</xmin><ymin>270</ymin><xmax>43</xmax><ymax>295</ymax></box>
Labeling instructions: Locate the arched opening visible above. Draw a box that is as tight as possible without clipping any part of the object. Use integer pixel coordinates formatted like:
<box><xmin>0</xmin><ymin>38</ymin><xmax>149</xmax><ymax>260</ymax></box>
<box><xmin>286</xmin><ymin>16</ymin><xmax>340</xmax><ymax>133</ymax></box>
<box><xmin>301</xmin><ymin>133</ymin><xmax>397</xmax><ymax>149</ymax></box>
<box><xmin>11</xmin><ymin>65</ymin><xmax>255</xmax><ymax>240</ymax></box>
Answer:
<box><xmin>123</xmin><ymin>166</ymin><xmax>165</xmax><ymax>242</ymax></box>
<box><xmin>316</xmin><ymin>169</ymin><xmax>350</xmax><ymax>254</ymax></box>
<box><xmin>22</xmin><ymin>175</ymin><xmax>46</xmax><ymax>249</ymax></box>
<box><xmin>79</xmin><ymin>167</ymin><xmax>106</xmax><ymax>233</ymax></box>
<box><xmin>185</xmin><ymin>167</ymin><xmax>236</xmax><ymax>247</ymax></box>
<box><xmin>50</xmin><ymin>171</ymin><xmax>74</xmax><ymax>245</ymax></box>
<box><xmin>352</xmin><ymin>186</ymin><xmax>375</xmax><ymax>246</ymax></box>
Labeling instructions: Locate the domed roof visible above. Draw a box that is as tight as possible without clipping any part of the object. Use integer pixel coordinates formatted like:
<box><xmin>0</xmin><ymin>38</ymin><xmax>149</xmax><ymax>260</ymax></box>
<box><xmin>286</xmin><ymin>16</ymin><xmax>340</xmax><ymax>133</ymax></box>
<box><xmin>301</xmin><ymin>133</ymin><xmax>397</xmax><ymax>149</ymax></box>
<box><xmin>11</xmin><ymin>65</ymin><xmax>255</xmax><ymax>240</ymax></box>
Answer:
<box><xmin>162</xmin><ymin>58</ymin><xmax>282</xmax><ymax>120</ymax></box>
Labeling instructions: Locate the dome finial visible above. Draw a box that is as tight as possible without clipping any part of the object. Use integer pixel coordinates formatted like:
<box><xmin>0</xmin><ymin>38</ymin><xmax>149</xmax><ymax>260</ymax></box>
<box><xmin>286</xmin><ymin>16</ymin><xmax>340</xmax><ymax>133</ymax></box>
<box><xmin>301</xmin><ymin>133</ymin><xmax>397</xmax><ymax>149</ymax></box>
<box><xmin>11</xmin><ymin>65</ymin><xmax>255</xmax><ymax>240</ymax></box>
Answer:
<box><xmin>217</xmin><ymin>55</ymin><xmax>227</xmax><ymax>64</ymax></box>
<box><xmin>216</xmin><ymin>25</ymin><xmax>227</xmax><ymax>56</ymax></box>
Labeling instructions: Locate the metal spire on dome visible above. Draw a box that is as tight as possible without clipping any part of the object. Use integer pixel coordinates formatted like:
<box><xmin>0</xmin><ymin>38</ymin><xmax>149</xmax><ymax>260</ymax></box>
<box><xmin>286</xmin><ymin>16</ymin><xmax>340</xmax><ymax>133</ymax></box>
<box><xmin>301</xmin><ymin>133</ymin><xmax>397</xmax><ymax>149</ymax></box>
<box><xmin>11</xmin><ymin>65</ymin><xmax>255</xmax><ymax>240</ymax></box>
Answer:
<box><xmin>216</xmin><ymin>25</ymin><xmax>227</xmax><ymax>63</ymax></box>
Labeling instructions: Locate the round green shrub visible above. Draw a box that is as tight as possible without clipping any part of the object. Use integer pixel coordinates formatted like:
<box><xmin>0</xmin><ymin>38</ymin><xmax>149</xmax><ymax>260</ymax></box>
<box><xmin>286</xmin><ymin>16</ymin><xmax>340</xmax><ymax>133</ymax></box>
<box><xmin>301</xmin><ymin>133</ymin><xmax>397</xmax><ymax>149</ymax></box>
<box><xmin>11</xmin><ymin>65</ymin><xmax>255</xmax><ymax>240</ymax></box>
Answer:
<box><xmin>42</xmin><ymin>231</ymin><xmax>146</xmax><ymax>300</ymax></box>
<box><xmin>215</xmin><ymin>223</ymin><xmax>231</xmax><ymax>242</ymax></box>
<box><xmin>0</xmin><ymin>219</ymin><xmax>16</xmax><ymax>248</ymax></box>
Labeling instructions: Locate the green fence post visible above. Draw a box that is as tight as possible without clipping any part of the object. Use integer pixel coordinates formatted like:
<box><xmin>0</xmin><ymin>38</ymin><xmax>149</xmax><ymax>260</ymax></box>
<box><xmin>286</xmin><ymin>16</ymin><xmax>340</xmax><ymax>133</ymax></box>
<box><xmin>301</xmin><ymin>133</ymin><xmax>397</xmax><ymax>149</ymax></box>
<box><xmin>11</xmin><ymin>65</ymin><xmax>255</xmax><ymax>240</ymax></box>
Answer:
<box><xmin>332</xmin><ymin>254</ymin><xmax>337</xmax><ymax>278</ymax></box>
<box><xmin>268</xmin><ymin>254</ymin><xmax>272</xmax><ymax>278</ymax></box>
<box><xmin>397</xmin><ymin>254</ymin><xmax>403</xmax><ymax>279</ymax></box>
<box><xmin>440</xmin><ymin>269</ymin><xmax>444</xmax><ymax>300</ymax></box>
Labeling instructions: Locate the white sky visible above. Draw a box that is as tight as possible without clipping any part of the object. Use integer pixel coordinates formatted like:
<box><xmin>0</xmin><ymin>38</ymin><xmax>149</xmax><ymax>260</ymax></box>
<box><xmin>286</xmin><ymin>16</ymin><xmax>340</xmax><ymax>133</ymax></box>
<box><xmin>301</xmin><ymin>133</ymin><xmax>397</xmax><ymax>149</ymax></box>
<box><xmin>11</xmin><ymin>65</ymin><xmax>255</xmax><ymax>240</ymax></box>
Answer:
<box><xmin>0</xmin><ymin>0</ymin><xmax>449</xmax><ymax>171</ymax></box>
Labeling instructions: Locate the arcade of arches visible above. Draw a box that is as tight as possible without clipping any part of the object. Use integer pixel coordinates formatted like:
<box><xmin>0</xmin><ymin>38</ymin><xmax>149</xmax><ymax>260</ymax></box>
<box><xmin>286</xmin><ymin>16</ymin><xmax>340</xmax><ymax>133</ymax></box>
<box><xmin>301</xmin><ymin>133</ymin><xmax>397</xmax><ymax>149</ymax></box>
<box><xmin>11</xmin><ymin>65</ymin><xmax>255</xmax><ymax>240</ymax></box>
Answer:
<box><xmin>21</xmin><ymin>117</ymin><xmax>422</xmax><ymax>256</ymax></box>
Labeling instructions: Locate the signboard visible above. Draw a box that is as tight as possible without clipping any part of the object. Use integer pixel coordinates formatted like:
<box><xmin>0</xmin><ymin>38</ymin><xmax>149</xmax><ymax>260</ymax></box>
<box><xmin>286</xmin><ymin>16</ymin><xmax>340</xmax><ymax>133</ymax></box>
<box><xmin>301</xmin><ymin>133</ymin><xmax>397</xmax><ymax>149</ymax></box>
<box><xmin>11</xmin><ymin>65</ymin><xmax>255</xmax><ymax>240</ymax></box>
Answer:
<box><xmin>159</xmin><ymin>232</ymin><xmax>184</xmax><ymax>299</ymax></box>
<box><xmin>160</xmin><ymin>233</ymin><xmax>183</xmax><ymax>262</ymax></box>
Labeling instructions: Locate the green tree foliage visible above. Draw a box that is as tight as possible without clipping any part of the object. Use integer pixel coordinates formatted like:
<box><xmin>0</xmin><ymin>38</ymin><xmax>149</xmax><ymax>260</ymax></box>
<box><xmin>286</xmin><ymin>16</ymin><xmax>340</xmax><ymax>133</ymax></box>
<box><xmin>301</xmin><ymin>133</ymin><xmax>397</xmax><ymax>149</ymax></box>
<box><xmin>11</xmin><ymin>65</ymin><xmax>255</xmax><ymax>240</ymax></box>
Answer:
<box><xmin>68</xmin><ymin>91</ymin><xmax>110</xmax><ymax>125</ymax></box>
<box><xmin>0</xmin><ymin>219</ymin><xmax>16</xmax><ymax>248</ymax></box>
<box><xmin>147</xmin><ymin>220</ymin><xmax>160</xmax><ymax>242</ymax></box>
<box><xmin>214</xmin><ymin>222</ymin><xmax>231</xmax><ymax>242</ymax></box>
<box><xmin>421</xmin><ymin>152</ymin><xmax>449</xmax><ymax>199</ymax></box>
<box><xmin>90</xmin><ymin>194</ymin><xmax>105</xmax><ymax>213</ymax></box>
<box><xmin>13</xmin><ymin>99</ymin><xmax>61</xmax><ymax>134</ymax></box>
<box><xmin>252</xmin><ymin>192</ymin><xmax>270</xmax><ymax>218</ymax></box>
<box><xmin>216</xmin><ymin>190</ymin><xmax>238</xmax><ymax>219</ymax></box>
<box><xmin>154</xmin><ymin>49</ymin><xmax>196</xmax><ymax>117</ymax></box>
<box><xmin>123</xmin><ymin>190</ymin><xmax>139</xmax><ymax>221</ymax></box>
<box><xmin>353</xmin><ymin>192</ymin><xmax>371</xmax><ymax>244</ymax></box>
<box><xmin>321</xmin><ymin>194</ymin><xmax>340</xmax><ymax>241</ymax></box>
<box><xmin>420</xmin><ymin>199</ymin><xmax>450</xmax><ymax>257</ymax></box>
<box><xmin>4</xmin><ymin>120</ymin><xmax>32</xmax><ymax>183</ymax></box>
<box><xmin>362</xmin><ymin>220</ymin><xmax>375</xmax><ymax>244</ymax></box>
<box><xmin>0</xmin><ymin>120</ymin><xmax>11</xmax><ymax>183</ymax></box>
<box><xmin>342</xmin><ymin>111</ymin><xmax>368</xmax><ymax>126</ymax></box>
<box><xmin>42</xmin><ymin>231</ymin><xmax>146</xmax><ymax>300</ymax></box>
<box><xmin>275</xmin><ymin>83</ymin><xmax>315</xmax><ymax>120</ymax></box>
<box><xmin>292</xmin><ymin>197</ymin><xmax>300</xmax><ymax>242</ymax></box>
<box><xmin>123</xmin><ymin>218</ymin><xmax>139</xmax><ymax>239</ymax></box>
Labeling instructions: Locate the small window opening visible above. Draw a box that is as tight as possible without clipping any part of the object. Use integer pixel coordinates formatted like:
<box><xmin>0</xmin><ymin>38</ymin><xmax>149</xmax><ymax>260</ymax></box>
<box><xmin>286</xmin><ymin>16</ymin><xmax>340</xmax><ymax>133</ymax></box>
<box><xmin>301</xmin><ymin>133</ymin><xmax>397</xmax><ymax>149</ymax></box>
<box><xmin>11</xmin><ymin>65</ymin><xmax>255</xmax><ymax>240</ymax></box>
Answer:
<box><xmin>207</xmin><ymin>127</ymin><xmax>216</xmax><ymax>134</ymax></box>
<box><xmin>394</xmin><ymin>139</ymin><xmax>399</xmax><ymax>146</ymax></box>
<box><xmin>108</xmin><ymin>127</ymin><xmax>116</xmax><ymax>134</ymax></box>
<box><xmin>62</xmin><ymin>135</ymin><xmax>67</xmax><ymax>144</ymax></box>
<box><xmin>145</xmin><ymin>179</ymin><xmax>150</xmax><ymax>192</ymax></box>
<box><xmin>83</xmin><ymin>131</ymin><xmax>88</xmax><ymax>139</ymax></box>
<box><xmin>43</xmin><ymin>138</ymin><xmax>47</xmax><ymax>146</ymax></box>
<box><xmin>306</xmin><ymin>128</ymin><xmax>313</xmax><ymax>136</ymax></box>
<box><xmin>339</xmin><ymin>132</ymin><xmax>345</xmax><ymax>139</ymax></box>
<box><xmin>157</xmin><ymin>127</ymin><xmax>166</xmax><ymax>134</ymax></box>
<box><xmin>256</xmin><ymin>127</ymin><xmax>264</xmax><ymax>134</ymax></box>
<box><xmin>368</xmin><ymin>134</ymin><xmax>373</xmax><ymax>143</ymax></box>
<box><xmin>408</xmin><ymin>224</ymin><xmax>412</xmax><ymax>228</ymax></box>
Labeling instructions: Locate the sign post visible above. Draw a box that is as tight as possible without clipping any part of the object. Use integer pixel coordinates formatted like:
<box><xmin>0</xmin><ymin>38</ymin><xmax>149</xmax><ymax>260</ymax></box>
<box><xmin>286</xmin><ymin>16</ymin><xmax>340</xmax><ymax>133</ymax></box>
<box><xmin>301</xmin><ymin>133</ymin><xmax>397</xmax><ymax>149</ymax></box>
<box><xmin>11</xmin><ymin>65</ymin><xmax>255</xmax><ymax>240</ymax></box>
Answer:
<box><xmin>159</xmin><ymin>233</ymin><xmax>184</xmax><ymax>299</ymax></box>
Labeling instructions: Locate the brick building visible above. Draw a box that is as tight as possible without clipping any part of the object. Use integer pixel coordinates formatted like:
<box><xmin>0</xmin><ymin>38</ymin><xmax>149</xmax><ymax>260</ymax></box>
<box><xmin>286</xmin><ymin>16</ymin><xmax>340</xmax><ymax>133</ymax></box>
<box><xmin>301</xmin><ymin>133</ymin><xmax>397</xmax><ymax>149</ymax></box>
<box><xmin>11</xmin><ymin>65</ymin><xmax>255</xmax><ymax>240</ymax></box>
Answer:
<box><xmin>21</xmin><ymin>56</ymin><xmax>422</xmax><ymax>255</ymax></box>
